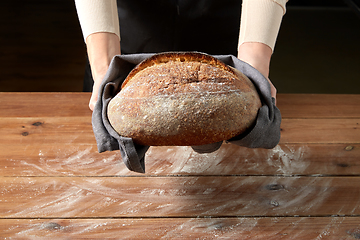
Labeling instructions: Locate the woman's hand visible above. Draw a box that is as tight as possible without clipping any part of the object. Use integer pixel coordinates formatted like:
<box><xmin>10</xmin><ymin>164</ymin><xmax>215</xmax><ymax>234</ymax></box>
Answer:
<box><xmin>237</xmin><ymin>42</ymin><xmax>277</xmax><ymax>104</ymax></box>
<box><xmin>86</xmin><ymin>32</ymin><xmax>121</xmax><ymax>110</ymax></box>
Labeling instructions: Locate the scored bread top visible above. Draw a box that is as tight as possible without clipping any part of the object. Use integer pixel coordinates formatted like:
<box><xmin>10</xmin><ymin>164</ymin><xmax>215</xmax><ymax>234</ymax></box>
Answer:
<box><xmin>121</xmin><ymin>52</ymin><xmax>237</xmax><ymax>89</ymax></box>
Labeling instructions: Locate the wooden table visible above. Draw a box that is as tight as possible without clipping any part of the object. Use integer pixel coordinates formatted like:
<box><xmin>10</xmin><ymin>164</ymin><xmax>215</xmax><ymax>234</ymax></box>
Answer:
<box><xmin>0</xmin><ymin>92</ymin><xmax>359</xmax><ymax>239</ymax></box>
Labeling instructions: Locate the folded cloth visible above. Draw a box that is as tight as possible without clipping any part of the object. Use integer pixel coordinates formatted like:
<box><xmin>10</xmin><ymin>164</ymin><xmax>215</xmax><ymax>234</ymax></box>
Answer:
<box><xmin>92</xmin><ymin>53</ymin><xmax>281</xmax><ymax>173</ymax></box>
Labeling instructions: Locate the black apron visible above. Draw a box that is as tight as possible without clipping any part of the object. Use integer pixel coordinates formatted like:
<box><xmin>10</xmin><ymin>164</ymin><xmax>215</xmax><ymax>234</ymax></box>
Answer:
<box><xmin>83</xmin><ymin>0</ymin><xmax>241</xmax><ymax>91</ymax></box>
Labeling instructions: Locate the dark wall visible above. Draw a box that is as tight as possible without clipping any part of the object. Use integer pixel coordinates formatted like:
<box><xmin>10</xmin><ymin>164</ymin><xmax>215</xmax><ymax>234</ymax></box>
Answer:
<box><xmin>270</xmin><ymin>1</ymin><xmax>360</xmax><ymax>94</ymax></box>
<box><xmin>0</xmin><ymin>0</ymin><xmax>86</xmax><ymax>92</ymax></box>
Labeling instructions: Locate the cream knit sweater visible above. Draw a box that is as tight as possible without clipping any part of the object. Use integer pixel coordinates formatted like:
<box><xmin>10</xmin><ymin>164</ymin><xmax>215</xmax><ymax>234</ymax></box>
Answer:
<box><xmin>75</xmin><ymin>0</ymin><xmax>287</xmax><ymax>52</ymax></box>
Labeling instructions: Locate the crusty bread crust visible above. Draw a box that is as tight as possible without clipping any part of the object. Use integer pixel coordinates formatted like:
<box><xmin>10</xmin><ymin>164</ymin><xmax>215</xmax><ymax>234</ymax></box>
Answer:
<box><xmin>122</xmin><ymin>52</ymin><xmax>236</xmax><ymax>89</ymax></box>
<box><xmin>108</xmin><ymin>52</ymin><xmax>261</xmax><ymax>146</ymax></box>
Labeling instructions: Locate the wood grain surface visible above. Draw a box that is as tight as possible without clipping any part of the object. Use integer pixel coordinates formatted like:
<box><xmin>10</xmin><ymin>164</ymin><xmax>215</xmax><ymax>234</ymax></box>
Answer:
<box><xmin>1</xmin><ymin>176</ymin><xmax>360</xmax><ymax>218</ymax></box>
<box><xmin>1</xmin><ymin>217</ymin><xmax>360</xmax><ymax>239</ymax></box>
<box><xmin>0</xmin><ymin>143</ymin><xmax>358</xmax><ymax>177</ymax></box>
<box><xmin>0</xmin><ymin>92</ymin><xmax>359</xmax><ymax>239</ymax></box>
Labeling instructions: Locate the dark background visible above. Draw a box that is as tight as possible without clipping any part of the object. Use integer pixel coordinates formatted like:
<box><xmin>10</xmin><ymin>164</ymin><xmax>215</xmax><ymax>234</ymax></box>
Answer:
<box><xmin>0</xmin><ymin>0</ymin><xmax>359</xmax><ymax>94</ymax></box>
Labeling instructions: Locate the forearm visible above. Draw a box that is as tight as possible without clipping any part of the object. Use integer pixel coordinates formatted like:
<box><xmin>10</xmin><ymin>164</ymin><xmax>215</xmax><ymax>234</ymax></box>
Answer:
<box><xmin>238</xmin><ymin>42</ymin><xmax>277</xmax><ymax>102</ymax></box>
<box><xmin>86</xmin><ymin>32</ymin><xmax>121</xmax><ymax>81</ymax></box>
<box><xmin>238</xmin><ymin>42</ymin><xmax>272</xmax><ymax>78</ymax></box>
<box><xmin>237</xmin><ymin>0</ymin><xmax>287</xmax><ymax>101</ymax></box>
<box><xmin>238</xmin><ymin>0</ymin><xmax>287</xmax><ymax>75</ymax></box>
<box><xmin>85</xmin><ymin>32</ymin><xmax>121</xmax><ymax>110</ymax></box>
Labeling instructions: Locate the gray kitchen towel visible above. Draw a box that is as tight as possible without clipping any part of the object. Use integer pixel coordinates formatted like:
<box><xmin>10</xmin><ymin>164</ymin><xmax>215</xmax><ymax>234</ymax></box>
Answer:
<box><xmin>92</xmin><ymin>53</ymin><xmax>281</xmax><ymax>173</ymax></box>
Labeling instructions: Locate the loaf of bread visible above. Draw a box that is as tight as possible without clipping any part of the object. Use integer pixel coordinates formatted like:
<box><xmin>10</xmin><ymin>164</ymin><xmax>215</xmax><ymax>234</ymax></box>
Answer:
<box><xmin>107</xmin><ymin>52</ymin><xmax>261</xmax><ymax>146</ymax></box>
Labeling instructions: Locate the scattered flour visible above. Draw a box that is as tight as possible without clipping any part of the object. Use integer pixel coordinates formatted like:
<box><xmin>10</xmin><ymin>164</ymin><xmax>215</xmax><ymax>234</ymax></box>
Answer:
<box><xmin>266</xmin><ymin>145</ymin><xmax>310</xmax><ymax>176</ymax></box>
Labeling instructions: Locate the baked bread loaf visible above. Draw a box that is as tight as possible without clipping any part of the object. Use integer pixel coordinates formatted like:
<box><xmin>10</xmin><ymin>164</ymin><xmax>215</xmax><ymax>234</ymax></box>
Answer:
<box><xmin>107</xmin><ymin>52</ymin><xmax>262</xmax><ymax>146</ymax></box>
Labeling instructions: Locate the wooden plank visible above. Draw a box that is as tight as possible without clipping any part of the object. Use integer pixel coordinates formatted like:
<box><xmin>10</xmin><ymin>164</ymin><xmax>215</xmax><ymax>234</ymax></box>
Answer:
<box><xmin>280</xmin><ymin>119</ymin><xmax>360</xmax><ymax>144</ymax></box>
<box><xmin>0</xmin><ymin>92</ymin><xmax>91</xmax><ymax>117</ymax></box>
<box><xmin>0</xmin><ymin>117</ymin><xmax>359</xmax><ymax>145</ymax></box>
<box><xmin>0</xmin><ymin>144</ymin><xmax>121</xmax><ymax>177</ymax></box>
<box><xmin>1</xmin><ymin>93</ymin><xmax>360</xmax><ymax>118</ymax></box>
<box><xmin>1</xmin><ymin>217</ymin><xmax>360</xmax><ymax>239</ymax></box>
<box><xmin>1</xmin><ymin>143</ymin><xmax>359</xmax><ymax>177</ymax></box>
<box><xmin>0</xmin><ymin>117</ymin><xmax>94</xmax><ymax>145</ymax></box>
<box><xmin>277</xmin><ymin>94</ymin><xmax>360</xmax><ymax>119</ymax></box>
<box><xmin>1</xmin><ymin>176</ymin><xmax>360</xmax><ymax>218</ymax></box>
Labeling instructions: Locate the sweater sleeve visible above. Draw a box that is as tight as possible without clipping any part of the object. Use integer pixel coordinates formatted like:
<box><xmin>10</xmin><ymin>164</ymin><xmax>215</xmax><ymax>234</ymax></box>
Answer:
<box><xmin>239</xmin><ymin>0</ymin><xmax>288</xmax><ymax>52</ymax></box>
<box><xmin>74</xmin><ymin>0</ymin><xmax>120</xmax><ymax>42</ymax></box>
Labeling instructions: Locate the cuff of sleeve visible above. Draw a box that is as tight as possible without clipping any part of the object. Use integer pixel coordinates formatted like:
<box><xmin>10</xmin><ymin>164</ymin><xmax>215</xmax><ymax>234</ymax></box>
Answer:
<box><xmin>238</xmin><ymin>0</ymin><xmax>286</xmax><ymax>52</ymax></box>
<box><xmin>75</xmin><ymin>0</ymin><xmax>120</xmax><ymax>42</ymax></box>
